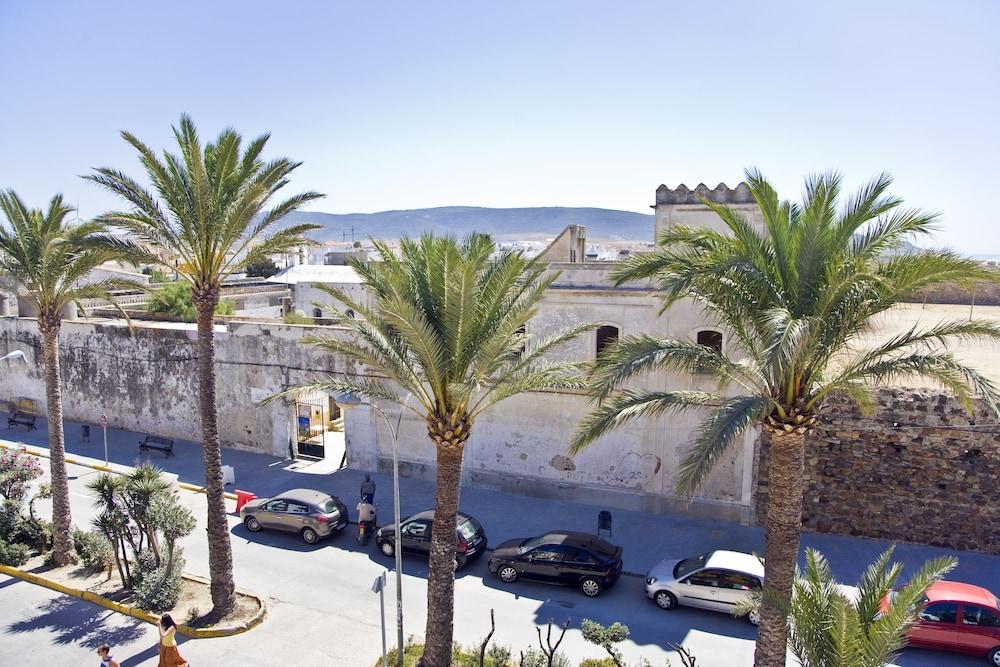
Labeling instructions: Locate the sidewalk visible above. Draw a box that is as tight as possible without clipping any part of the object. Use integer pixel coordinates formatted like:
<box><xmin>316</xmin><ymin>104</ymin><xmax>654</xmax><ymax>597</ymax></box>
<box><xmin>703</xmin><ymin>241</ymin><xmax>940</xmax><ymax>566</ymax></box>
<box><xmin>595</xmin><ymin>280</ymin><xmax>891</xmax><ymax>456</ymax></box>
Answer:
<box><xmin>4</xmin><ymin>414</ymin><xmax>999</xmax><ymax>588</ymax></box>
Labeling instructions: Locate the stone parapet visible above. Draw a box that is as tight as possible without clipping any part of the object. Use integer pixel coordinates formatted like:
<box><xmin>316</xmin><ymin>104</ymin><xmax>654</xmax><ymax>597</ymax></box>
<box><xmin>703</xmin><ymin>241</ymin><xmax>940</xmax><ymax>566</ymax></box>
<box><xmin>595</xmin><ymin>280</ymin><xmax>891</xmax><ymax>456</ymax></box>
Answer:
<box><xmin>655</xmin><ymin>182</ymin><xmax>754</xmax><ymax>206</ymax></box>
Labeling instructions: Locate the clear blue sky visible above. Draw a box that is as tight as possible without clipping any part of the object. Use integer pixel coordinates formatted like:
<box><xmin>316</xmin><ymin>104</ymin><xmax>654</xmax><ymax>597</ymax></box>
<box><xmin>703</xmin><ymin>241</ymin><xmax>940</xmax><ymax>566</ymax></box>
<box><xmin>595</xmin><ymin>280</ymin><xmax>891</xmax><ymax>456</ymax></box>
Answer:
<box><xmin>1</xmin><ymin>1</ymin><xmax>997</xmax><ymax>252</ymax></box>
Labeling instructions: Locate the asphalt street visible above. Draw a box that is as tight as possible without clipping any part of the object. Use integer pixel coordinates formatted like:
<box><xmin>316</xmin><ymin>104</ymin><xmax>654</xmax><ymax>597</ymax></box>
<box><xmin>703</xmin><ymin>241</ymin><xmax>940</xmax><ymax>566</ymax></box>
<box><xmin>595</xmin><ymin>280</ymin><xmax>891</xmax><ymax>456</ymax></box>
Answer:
<box><xmin>0</xmin><ymin>456</ymin><xmax>990</xmax><ymax>666</ymax></box>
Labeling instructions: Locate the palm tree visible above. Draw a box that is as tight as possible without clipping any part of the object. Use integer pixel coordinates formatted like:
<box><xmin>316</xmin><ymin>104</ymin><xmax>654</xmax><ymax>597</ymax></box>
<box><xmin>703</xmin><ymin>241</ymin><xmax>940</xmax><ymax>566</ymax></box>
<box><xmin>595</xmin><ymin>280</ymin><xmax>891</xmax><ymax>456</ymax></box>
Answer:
<box><xmin>740</xmin><ymin>546</ymin><xmax>956</xmax><ymax>667</ymax></box>
<box><xmin>0</xmin><ymin>191</ymin><xmax>134</xmax><ymax>565</ymax></box>
<box><xmin>86</xmin><ymin>114</ymin><xmax>323</xmax><ymax>618</ymax></box>
<box><xmin>275</xmin><ymin>234</ymin><xmax>590</xmax><ymax>666</ymax></box>
<box><xmin>570</xmin><ymin>170</ymin><xmax>1000</xmax><ymax>667</ymax></box>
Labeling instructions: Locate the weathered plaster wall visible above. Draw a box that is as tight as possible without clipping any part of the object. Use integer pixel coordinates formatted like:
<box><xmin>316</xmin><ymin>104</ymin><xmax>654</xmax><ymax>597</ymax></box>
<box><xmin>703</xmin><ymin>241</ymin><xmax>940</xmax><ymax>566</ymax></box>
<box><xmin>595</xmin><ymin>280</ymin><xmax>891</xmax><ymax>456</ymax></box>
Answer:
<box><xmin>753</xmin><ymin>388</ymin><xmax>1000</xmax><ymax>554</ymax></box>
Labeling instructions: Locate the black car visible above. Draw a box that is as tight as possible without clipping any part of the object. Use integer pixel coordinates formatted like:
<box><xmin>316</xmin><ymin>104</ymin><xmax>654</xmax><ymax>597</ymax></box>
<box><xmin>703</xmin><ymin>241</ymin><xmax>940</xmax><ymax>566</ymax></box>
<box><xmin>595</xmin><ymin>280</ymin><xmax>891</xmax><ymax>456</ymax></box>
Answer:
<box><xmin>375</xmin><ymin>510</ymin><xmax>488</xmax><ymax>569</ymax></box>
<box><xmin>488</xmin><ymin>531</ymin><xmax>623</xmax><ymax>597</ymax></box>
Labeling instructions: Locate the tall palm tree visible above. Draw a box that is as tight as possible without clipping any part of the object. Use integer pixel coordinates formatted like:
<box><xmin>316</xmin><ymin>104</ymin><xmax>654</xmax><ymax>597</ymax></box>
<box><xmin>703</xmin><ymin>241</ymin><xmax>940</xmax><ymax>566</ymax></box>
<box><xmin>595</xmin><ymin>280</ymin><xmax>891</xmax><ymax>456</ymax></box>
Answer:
<box><xmin>275</xmin><ymin>234</ymin><xmax>590</xmax><ymax>666</ymax></box>
<box><xmin>0</xmin><ymin>191</ymin><xmax>133</xmax><ymax>564</ymax></box>
<box><xmin>86</xmin><ymin>115</ymin><xmax>323</xmax><ymax>618</ymax></box>
<box><xmin>740</xmin><ymin>546</ymin><xmax>956</xmax><ymax>667</ymax></box>
<box><xmin>570</xmin><ymin>170</ymin><xmax>1000</xmax><ymax>667</ymax></box>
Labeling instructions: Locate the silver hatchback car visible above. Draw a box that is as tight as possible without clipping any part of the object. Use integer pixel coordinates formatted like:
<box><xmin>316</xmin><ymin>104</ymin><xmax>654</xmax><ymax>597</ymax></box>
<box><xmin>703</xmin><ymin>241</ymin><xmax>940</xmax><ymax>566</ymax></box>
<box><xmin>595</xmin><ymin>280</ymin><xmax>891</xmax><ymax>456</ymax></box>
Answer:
<box><xmin>645</xmin><ymin>550</ymin><xmax>764</xmax><ymax>625</ymax></box>
<box><xmin>240</xmin><ymin>488</ymin><xmax>349</xmax><ymax>544</ymax></box>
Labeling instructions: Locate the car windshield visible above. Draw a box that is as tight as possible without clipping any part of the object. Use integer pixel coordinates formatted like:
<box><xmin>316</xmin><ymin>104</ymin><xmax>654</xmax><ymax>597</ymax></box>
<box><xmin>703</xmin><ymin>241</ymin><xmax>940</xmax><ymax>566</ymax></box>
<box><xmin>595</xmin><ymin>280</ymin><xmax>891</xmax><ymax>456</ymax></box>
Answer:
<box><xmin>519</xmin><ymin>536</ymin><xmax>548</xmax><ymax>554</ymax></box>
<box><xmin>673</xmin><ymin>552</ymin><xmax>709</xmax><ymax>579</ymax></box>
<box><xmin>457</xmin><ymin>517</ymin><xmax>481</xmax><ymax>540</ymax></box>
<box><xmin>317</xmin><ymin>498</ymin><xmax>338</xmax><ymax>514</ymax></box>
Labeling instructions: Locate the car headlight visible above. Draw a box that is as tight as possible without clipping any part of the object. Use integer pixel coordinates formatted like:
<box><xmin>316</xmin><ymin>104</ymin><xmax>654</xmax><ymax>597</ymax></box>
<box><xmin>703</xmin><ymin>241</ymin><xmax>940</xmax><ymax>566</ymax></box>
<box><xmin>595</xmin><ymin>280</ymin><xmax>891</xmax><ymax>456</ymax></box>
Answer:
<box><xmin>646</xmin><ymin>576</ymin><xmax>657</xmax><ymax>585</ymax></box>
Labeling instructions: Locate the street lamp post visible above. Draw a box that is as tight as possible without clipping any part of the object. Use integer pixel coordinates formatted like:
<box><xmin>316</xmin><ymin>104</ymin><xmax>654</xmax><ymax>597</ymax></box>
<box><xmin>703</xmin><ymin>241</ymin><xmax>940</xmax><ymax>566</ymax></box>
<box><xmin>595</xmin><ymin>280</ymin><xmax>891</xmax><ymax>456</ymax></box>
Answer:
<box><xmin>337</xmin><ymin>392</ymin><xmax>409</xmax><ymax>667</ymax></box>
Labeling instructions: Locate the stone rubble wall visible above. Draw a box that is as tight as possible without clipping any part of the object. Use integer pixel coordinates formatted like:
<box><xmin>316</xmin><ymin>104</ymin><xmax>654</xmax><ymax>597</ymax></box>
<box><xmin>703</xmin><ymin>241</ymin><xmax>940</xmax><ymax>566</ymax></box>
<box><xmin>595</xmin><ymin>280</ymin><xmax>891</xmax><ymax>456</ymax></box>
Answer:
<box><xmin>754</xmin><ymin>387</ymin><xmax>1000</xmax><ymax>554</ymax></box>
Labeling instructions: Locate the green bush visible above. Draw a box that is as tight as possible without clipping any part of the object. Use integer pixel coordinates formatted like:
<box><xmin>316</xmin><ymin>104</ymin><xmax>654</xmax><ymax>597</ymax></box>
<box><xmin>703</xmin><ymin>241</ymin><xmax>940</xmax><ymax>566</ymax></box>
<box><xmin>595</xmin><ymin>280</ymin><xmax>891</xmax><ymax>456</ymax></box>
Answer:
<box><xmin>520</xmin><ymin>648</ymin><xmax>570</xmax><ymax>667</ymax></box>
<box><xmin>73</xmin><ymin>528</ymin><xmax>114</xmax><ymax>572</ymax></box>
<box><xmin>0</xmin><ymin>538</ymin><xmax>30</xmax><ymax>566</ymax></box>
<box><xmin>578</xmin><ymin>659</ymin><xmax>617</xmax><ymax>667</ymax></box>
<box><xmin>0</xmin><ymin>501</ymin><xmax>20</xmax><ymax>540</ymax></box>
<box><xmin>283</xmin><ymin>311</ymin><xmax>313</xmax><ymax>325</ymax></box>
<box><xmin>10</xmin><ymin>517</ymin><xmax>51</xmax><ymax>552</ymax></box>
<box><xmin>133</xmin><ymin>554</ymin><xmax>184</xmax><ymax>612</ymax></box>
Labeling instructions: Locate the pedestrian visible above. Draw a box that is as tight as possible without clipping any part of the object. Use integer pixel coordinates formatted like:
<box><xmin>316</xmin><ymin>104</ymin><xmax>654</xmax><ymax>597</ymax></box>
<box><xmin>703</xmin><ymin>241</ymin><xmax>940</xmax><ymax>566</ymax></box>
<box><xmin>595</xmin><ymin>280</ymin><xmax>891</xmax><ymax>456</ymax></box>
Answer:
<box><xmin>157</xmin><ymin>614</ymin><xmax>188</xmax><ymax>667</ymax></box>
<box><xmin>96</xmin><ymin>643</ymin><xmax>120</xmax><ymax>667</ymax></box>
<box><xmin>360</xmin><ymin>473</ymin><xmax>376</xmax><ymax>503</ymax></box>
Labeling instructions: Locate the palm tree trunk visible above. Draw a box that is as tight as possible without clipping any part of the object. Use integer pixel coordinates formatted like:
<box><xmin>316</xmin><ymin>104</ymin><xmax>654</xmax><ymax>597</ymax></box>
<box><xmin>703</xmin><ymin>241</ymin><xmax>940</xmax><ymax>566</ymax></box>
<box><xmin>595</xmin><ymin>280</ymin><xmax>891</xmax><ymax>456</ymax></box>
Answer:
<box><xmin>421</xmin><ymin>443</ymin><xmax>465</xmax><ymax>667</ymax></box>
<box><xmin>39</xmin><ymin>320</ymin><xmax>75</xmax><ymax>565</ymax></box>
<box><xmin>753</xmin><ymin>430</ymin><xmax>806</xmax><ymax>667</ymax></box>
<box><xmin>194</xmin><ymin>294</ymin><xmax>236</xmax><ymax>619</ymax></box>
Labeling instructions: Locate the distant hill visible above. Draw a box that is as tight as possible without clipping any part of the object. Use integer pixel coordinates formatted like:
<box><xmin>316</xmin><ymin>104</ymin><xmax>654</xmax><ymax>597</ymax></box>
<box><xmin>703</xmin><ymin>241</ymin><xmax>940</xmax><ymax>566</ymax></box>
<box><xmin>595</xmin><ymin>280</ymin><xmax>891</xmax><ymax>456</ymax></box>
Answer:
<box><xmin>284</xmin><ymin>206</ymin><xmax>654</xmax><ymax>242</ymax></box>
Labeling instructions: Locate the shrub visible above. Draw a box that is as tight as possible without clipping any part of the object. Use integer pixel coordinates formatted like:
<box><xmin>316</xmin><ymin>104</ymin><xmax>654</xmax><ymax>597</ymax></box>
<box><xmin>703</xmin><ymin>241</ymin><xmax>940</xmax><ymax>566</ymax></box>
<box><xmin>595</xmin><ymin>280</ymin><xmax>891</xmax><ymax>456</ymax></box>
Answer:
<box><xmin>0</xmin><ymin>448</ymin><xmax>43</xmax><ymax>505</ymax></box>
<box><xmin>0</xmin><ymin>538</ymin><xmax>30</xmax><ymax>566</ymax></box>
<box><xmin>73</xmin><ymin>528</ymin><xmax>114</xmax><ymax>573</ymax></box>
<box><xmin>0</xmin><ymin>501</ymin><xmax>20</xmax><ymax>540</ymax></box>
<box><xmin>147</xmin><ymin>282</ymin><xmax>234</xmax><ymax>321</ymax></box>
<box><xmin>520</xmin><ymin>647</ymin><xmax>570</xmax><ymax>667</ymax></box>
<box><xmin>10</xmin><ymin>517</ymin><xmax>51</xmax><ymax>552</ymax></box>
<box><xmin>283</xmin><ymin>311</ymin><xmax>313</xmax><ymax>325</ymax></box>
<box><xmin>578</xmin><ymin>660</ymin><xmax>617</xmax><ymax>667</ymax></box>
<box><xmin>133</xmin><ymin>555</ymin><xmax>184</xmax><ymax>612</ymax></box>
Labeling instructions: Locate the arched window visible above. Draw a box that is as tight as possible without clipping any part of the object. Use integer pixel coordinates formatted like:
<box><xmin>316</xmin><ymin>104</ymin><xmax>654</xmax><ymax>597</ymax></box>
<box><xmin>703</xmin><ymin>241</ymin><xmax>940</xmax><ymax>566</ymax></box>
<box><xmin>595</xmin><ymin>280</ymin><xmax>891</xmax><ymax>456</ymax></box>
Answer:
<box><xmin>596</xmin><ymin>325</ymin><xmax>620</xmax><ymax>357</ymax></box>
<box><xmin>515</xmin><ymin>325</ymin><xmax>526</xmax><ymax>357</ymax></box>
<box><xmin>312</xmin><ymin>307</ymin><xmax>322</xmax><ymax>318</ymax></box>
<box><xmin>345</xmin><ymin>309</ymin><xmax>355</xmax><ymax>319</ymax></box>
<box><xmin>696</xmin><ymin>330</ymin><xmax>723</xmax><ymax>354</ymax></box>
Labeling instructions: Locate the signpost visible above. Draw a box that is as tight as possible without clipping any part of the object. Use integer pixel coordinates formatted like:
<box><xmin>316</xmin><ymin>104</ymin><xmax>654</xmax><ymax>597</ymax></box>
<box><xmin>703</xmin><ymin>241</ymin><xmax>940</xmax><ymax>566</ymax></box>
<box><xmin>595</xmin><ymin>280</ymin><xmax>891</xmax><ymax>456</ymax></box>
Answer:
<box><xmin>99</xmin><ymin>414</ymin><xmax>109</xmax><ymax>467</ymax></box>
<box><xmin>372</xmin><ymin>571</ymin><xmax>388</xmax><ymax>667</ymax></box>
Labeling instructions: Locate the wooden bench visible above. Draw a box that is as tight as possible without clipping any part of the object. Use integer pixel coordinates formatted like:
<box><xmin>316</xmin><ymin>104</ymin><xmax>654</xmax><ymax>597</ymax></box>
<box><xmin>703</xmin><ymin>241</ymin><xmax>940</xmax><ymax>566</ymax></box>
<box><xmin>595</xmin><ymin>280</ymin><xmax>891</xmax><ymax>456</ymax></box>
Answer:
<box><xmin>138</xmin><ymin>434</ymin><xmax>175</xmax><ymax>458</ymax></box>
<box><xmin>7</xmin><ymin>412</ymin><xmax>37</xmax><ymax>430</ymax></box>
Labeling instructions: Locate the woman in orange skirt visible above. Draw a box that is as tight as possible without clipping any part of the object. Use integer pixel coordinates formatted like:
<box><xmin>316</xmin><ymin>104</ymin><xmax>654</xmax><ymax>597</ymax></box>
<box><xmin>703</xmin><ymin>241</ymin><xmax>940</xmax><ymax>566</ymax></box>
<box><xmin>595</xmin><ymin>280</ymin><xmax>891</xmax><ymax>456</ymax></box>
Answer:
<box><xmin>157</xmin><ymin>614</ymin><xmax>188</xmax><ymax>667</ymax></box>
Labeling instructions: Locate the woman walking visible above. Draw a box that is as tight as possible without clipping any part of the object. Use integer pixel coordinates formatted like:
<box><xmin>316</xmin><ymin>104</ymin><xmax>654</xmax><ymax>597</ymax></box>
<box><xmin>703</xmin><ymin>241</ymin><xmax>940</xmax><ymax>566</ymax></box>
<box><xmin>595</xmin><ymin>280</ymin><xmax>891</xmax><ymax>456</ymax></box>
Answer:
<box><xmin>157</xmin><ymin>614</ymin><xmax>188</xmax><ymax>667</ymax></box>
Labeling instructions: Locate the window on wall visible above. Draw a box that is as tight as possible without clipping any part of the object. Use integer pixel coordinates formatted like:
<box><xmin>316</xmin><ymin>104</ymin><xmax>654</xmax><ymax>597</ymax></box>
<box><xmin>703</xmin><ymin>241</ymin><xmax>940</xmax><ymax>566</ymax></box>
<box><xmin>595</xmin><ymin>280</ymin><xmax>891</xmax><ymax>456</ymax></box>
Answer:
<box><xmin>696</xmin><ymin>330</ymin><xmax>723</xmax><ymax>354</ymax></box>
<box><xmin>514</xmin><ymin>325</ymin><xmax>526</xmax><ymax>357</ymax></box>
<box><xmin>312</xmin><ymin>308</ymin><xmax>322</xmax><ymax>318</ymax></box>
<box><xmin>596</xmin><ymin>325</ymin><xmax>620</xmax><ymax>357</ymax></box>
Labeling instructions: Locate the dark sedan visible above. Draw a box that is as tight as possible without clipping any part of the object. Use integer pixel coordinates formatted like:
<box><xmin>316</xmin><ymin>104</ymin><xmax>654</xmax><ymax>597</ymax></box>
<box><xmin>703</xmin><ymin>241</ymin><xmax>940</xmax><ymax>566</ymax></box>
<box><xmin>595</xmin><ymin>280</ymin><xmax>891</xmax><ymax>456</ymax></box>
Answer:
<box><xmin>375</xmin><ymin>509</ymin><xmax>487</xmax><ymax>569</ymax></box>
<box><xmin>488</xmin><ymin>531</ymin><xmax>623</xmax><ymax>597</ymax></box>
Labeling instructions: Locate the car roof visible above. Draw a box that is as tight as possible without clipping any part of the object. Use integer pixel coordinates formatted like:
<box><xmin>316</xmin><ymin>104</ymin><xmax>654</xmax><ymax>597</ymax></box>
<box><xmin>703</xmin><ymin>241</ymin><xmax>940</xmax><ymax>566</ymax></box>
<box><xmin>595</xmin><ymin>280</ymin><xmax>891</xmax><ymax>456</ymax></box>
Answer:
<box><xmin>705</xmin><ymin>550</ymin><xmax>765</xmax><ymax>577</ymax></box>
<box><xmin>408</xmin><ymin>510</ymin><xmax>474</xmax><ymax>523</ymax></box>
<box><xmin>277</xmin><ymin>488</ymin><xmax>334</xmax><ymax>505</ymax></box>
<box><xmin>536</xmin><ymin>531</ymin><xmax>619</xmax><ymax>555</ymax></box>
<box><xmin>926</xmin><ymin>581</ymin><xmax>999</xmax><ymax>607</ymax></box>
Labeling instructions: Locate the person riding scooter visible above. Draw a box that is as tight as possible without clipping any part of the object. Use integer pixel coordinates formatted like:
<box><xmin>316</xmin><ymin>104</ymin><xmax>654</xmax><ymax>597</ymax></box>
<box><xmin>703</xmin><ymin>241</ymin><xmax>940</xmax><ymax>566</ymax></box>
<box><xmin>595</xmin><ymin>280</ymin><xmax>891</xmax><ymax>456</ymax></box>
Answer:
<box><xmin>356</xmin><ymin>499</ymin><xmax>378</xmax><ymax>544</ymax></box>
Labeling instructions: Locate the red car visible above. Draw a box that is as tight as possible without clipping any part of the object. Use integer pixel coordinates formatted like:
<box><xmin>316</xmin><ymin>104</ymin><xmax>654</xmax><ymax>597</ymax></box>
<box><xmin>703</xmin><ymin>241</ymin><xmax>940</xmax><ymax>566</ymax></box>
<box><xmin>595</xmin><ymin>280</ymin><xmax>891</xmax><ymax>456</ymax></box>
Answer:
<box><xmin>885</xmin><ymin>580</ymin><xmax>1000</xmax><ymax>664</ymax></box>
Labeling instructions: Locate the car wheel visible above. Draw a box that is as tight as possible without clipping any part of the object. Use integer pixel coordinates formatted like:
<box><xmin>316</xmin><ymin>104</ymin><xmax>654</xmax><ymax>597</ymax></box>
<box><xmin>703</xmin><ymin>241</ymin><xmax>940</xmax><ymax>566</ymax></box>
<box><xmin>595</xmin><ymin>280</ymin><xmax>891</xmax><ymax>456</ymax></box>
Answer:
<box><xmin>497</xmin><ymin>565</ymin><xmax>519</xmax><ymax>583</ymax></box>
<box><xmin>581</xmin><ymin>577</ymin><xmax>602</xmax><ymax>597</ymax></box>
<box><xmin>747</xmin><ymin>609</ymin><xmax>761</xmax><ymax>626</ymax></box>
<box><xmin>243</xmin><ymin>516</ymin><xmax>261</xmax><ymax>532</ymax></box>
<box><xmin>380</xmin><ymin>540</ymin><xmax>395</xmax><ymax>557</ymax></box>
<box><xmin>301</xmin><ymin>527</ymin><xmax>319</xmax><ymax>544</ymax></box>
<box><xmin>988</xmin><ymin>646</ymin><xmax>1000</xmax><ymax>667</ymax></box>
<box><xmin>655</xmin><ymin>590</ymin><xmax>677</xmax><ymax>610</ymax></box>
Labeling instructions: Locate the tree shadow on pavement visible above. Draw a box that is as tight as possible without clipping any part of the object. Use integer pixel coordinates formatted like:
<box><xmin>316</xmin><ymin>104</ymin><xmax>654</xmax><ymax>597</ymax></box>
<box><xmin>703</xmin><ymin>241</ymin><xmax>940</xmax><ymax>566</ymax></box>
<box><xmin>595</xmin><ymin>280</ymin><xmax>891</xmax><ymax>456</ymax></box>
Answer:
<box><xmin>7</xmin><ymin>595</ymin><xmax>147</xmax><ymax>648</ymax></box>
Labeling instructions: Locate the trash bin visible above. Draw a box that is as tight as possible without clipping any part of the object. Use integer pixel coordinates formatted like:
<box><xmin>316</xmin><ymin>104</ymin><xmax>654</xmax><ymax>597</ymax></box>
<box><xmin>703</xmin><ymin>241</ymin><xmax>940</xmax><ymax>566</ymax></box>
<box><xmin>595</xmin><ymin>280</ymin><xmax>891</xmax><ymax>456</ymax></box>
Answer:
<box><xmin>597</xmin><ymin>510</ymin><xmax>613</xmax><ymax>537</ymax></box>
<box><xmin>235</xmin><ymin>489</ymin><xmax>257</xmax><ymax>514</ymax></box>
<box><xmin>81</xmin><ymin>424</ymin><xmax>91</xmax><ymax>443</ymax></box>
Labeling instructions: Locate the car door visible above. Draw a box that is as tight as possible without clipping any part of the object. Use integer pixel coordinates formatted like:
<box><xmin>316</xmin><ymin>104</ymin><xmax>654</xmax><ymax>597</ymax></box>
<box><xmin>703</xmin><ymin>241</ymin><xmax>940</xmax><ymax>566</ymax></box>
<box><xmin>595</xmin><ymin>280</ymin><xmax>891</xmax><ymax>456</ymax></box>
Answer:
<box><xmin>911</xmin><ymin>601</ymin><xmax>960</xmax><ymax>649</ymax></box>
<box><xmin>561</xmin><ymin>547</ymin><xmax>599</xmax><ymax>585</ymax></box>
<box><xmin>675</xmin><ymin>568</ymin><xmax>723</xmax><ymax>610</ymax></box>
<box><xmin>258</xmin><ymin>499</ymin><xmax>288</xmax><ymax>530</ymax></box>
<box><xmin>957</xmin><ymin>604</ymin><xmax>1000</xmax><ymax>655</ymax></box>
<box><xmin>715</xmin><ymin>571</ymin><xmax>761</xmax><ymax>612</ymax></box>
<box><xmin>522</xmin><ymin>545</ymin><xmax>564</xmax><ymax>582</ymax></box>
<box><xmin>400</xmin><ymin>519</ymin><xmax>433</xmax><ymax>554</ymax></box>
<box><xmin>284</xmin><ymin>501</ymin><xmax>312</xmax><ymax>534</ymax></box>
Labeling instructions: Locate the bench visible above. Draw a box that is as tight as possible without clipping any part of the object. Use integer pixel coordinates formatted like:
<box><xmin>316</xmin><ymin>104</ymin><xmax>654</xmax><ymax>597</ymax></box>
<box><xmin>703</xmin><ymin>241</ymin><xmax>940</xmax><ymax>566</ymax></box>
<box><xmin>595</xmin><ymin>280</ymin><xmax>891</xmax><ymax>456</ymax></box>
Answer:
<box><xmin>139</xmin><ymin>434</ymin><xmax>175</xmax><ymax>458</ymax></box>
<box><xmin>7</xmin><ymin>412</ymin><xmax>37</xmax><ymax>430</ymax></box>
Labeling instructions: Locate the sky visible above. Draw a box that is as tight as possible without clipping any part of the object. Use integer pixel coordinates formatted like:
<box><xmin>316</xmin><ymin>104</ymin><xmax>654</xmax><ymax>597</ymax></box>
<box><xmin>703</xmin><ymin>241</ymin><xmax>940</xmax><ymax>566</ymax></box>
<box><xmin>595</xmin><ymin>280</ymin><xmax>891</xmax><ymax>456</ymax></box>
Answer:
<box><xmin>1</xmin><ymin>1</ymin><xmax>998</xmax><ymax>253</ymax></box>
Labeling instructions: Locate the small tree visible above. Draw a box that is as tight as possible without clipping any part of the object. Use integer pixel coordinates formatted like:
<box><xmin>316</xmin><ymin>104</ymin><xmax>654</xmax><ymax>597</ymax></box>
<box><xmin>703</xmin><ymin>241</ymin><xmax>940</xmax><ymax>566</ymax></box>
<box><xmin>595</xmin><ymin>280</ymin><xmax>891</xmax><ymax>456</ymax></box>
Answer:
<box><xmin>581</xmin><ymin>620</ymin><xmax>629</xmax><ymax>667</ymax></box>
<box><xmin>245</xmin><ymin>256</ymin><xmax>279</xmax><ymax>278</ymax></box>
<box><xmin>0</xmin><ymin>448</ymin><xmax>43</xmax><ymax>505</ymax></box>
<box><xmin>149</xmin><ymin>493</ymin><xmax>196</xmax><ymax>577</ymax></box>
<box><xmin>147</xmin><ymin>282</ymin><xmax>233</xmax><ymax>321</ymax></box>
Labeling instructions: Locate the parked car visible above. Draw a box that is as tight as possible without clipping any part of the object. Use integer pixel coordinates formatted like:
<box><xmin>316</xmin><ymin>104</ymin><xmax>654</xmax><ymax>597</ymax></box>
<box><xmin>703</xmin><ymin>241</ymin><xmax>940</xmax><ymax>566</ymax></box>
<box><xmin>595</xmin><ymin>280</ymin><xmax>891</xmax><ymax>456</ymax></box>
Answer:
<box><xmin>881</xmin><ymin>580</ymin><xmax>1000</xmax><ymax>664</ymax></box>
<box><xmin>488</xmin><ymin>531</ymin><xmax>623</xmax><ymax>597</ymax></box>
<box><xmin>375</xmin><ymin>510</ymin><xmax>487</xmax><ymax>569</ymax></box>
<box><xmin>645</xmin><ymin>550</ymin><xmax>764</xmax><ymax>625</ymax></box>
<box><xmin>240</xmin><ymin>488</ymin><xmax>348</xmax><ymax>544</ymax></box>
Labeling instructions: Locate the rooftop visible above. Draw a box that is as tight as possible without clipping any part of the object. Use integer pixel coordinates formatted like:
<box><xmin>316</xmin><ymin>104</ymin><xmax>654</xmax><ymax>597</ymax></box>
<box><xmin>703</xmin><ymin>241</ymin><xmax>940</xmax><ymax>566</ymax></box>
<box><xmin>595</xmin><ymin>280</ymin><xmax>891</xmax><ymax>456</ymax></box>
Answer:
<box><xmin>266</xmin><ymin>264</ymin><xmax>364</xmax><ymax>285</ymax></box>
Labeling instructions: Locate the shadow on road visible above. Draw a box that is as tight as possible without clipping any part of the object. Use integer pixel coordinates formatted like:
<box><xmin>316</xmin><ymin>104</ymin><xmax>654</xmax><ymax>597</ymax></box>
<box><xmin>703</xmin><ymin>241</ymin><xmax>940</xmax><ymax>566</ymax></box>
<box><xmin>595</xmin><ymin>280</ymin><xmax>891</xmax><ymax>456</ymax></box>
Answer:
<box><xmin>6</xmin><ymin>594</ymin><xmax>147</xmax><ymax>648</ymax></box>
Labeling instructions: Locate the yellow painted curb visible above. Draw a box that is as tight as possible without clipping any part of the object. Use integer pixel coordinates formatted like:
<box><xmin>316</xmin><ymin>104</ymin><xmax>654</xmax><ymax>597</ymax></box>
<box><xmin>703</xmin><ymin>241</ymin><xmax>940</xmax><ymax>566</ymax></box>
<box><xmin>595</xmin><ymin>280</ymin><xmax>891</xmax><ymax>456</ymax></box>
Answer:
<box><xmin>0</xmin><ymin>441</ymin><xmax>238</xmax><ymax>501</ymax></box>
<box><xmin>0</xmin><ymin>563</ymin><xmax>266</xmax><ymax>638</ymax></box>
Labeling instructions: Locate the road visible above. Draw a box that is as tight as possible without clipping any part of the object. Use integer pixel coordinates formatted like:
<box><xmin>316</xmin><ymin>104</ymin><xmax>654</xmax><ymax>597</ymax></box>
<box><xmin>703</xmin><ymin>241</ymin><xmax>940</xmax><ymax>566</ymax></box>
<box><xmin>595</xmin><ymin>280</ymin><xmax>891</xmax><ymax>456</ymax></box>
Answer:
<box><xmin>0</xmin><ymin>458</ymin><xmax>988</xmax><ymax>666</ymax></box>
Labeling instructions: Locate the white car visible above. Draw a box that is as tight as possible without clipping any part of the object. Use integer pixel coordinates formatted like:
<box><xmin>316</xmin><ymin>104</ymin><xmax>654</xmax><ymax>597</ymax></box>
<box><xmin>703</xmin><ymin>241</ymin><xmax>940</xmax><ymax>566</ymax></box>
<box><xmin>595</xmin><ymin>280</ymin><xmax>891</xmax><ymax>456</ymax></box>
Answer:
<box><xmin>645</xmin><ymin>550</ymin><xmax>764</xmax><ymax>625</ymax></box>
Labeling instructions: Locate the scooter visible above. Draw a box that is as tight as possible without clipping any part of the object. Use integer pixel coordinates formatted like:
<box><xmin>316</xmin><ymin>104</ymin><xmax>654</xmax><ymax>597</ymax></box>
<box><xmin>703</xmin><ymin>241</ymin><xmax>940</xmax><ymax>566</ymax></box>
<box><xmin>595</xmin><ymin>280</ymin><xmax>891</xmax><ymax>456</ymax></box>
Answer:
<box><xmin>357</xmin><ymin>516</ymin><xmax>377</xmax><ymax>545</ymax></box>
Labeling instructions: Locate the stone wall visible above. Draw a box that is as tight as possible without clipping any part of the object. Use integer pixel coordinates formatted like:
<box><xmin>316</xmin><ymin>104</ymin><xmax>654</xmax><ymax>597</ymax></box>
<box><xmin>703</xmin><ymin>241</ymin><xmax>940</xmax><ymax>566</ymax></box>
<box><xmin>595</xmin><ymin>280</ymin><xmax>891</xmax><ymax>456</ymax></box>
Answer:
<box><xmin>754</xmin><ymin>388</ymin><xmax>1000</xmax><ymax>554</ymax></box>
<box><xmin>909</xmin><ymin>280</ymin><xmax>1000</xmax><ymax>306</ymax></box>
